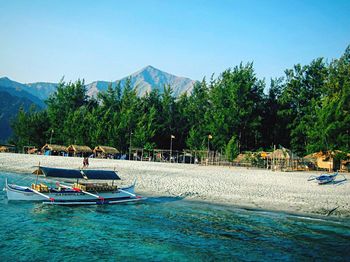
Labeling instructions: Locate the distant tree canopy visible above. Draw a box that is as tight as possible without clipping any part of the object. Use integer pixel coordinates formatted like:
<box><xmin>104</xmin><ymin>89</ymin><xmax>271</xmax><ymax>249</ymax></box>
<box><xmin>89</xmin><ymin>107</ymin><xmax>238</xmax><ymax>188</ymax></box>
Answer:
<box><xmin>11</xmin><ymin>45</ymin><xmax>350</xmax><ymax>157</ymax></box>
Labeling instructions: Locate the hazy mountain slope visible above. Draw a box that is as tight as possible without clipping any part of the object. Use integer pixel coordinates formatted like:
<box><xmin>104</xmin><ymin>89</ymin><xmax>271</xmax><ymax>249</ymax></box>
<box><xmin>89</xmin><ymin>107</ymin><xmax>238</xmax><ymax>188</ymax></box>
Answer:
<box><xmin>86</xmin><ymin>66</ymin><xmax>197</xmax><ymax>97</ymax></box>
<box><xmin>85</xmin><ymin>81</ymin><xmax>116</xmax><ymax>98</ymax></box>
<box><xmin>0</xmin><ymin>78</ymin><xmax>45</xmax><ymax>108</ymax></box>
<box><xmin>26</xmin><ymin>82</ymin><xmax>57</xmax><ymax>100</ymax></box>
<box><xmin>117</xmin><ymin>65</ymin><xmax>196</xmax><ymax>97</ymax></box>
<box><xmin>0</xmin><ymin>90</ymin><xmax>41</xmax><ymax>142</ymax></box>
<box><xmin>1</xmin><ymin>66</ymin><xmax>196</xmax><ymax>100</ymax></box>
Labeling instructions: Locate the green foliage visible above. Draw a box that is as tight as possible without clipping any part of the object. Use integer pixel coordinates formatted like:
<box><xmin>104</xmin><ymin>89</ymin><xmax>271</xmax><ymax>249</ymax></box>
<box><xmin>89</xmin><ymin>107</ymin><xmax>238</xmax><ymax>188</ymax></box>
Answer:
<box><xmin>226</xmin><ymin>135</ymin><xmax>239</xmax><ymax>161</ymax></box>
<box><xmin>205</xmin><ymin>63</ymin><xmax>265</xmax><ymax>152</ymax></box>
<box><xmin>10</xmin><ymin>45</ymin><xmax>350</xmax><ymax>156</ymax></box>
<box><xmin>11</xmin><ymin>105</ymin><xmax>50</xmax><ymax>149</ymax></box>
<box><xmin>278</xmin><ymin>58</ymin><xmax>327</xmax><ymax>155</ymax></box>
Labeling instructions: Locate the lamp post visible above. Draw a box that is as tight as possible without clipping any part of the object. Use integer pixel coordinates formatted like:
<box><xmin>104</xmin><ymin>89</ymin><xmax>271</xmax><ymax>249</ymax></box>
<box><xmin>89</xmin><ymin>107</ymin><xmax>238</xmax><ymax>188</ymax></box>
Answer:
<box><xmin>170</xmin><ymin>135</ymin><xmax>175</xmax><ymax>162</ymax></box>
<box><xmin>208</xmin><ymin>134</ymin><xmax>212</xmax><ymax>161</ymax></box>
<box><xmin>129</xmin><ymin>131</ymin><xmax>133</xmax><ymax>160</ymax></box>
<box><xmin>49</xmin><ymin>129</ymin><xmax>54</xmax><ymax>144</ymax></box>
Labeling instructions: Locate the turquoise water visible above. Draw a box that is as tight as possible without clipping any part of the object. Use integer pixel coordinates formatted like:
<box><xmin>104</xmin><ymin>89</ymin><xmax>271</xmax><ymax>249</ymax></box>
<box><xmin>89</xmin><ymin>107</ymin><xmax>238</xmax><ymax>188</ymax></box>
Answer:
<box><xmin>1</xmin><ymin>172</ymin><xmax>349</xmax><ymax>261</ymax></box>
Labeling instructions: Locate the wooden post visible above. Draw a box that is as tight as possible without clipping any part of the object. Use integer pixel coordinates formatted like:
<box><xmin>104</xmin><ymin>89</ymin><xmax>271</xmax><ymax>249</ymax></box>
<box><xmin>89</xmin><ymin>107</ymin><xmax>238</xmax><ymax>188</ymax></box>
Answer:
<box><xmin>273</xmin><ymin>145</ymin><xmax>276</xmax><ymax>171</ymax></box>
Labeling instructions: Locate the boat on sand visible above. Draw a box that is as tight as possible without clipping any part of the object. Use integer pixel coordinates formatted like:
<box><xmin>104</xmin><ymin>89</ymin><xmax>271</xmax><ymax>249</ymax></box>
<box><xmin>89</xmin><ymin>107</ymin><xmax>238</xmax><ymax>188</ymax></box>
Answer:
<box><xmin>307</xmin><ymin>171</ymin><xmax>346</xmax><ymax>185</ymax></box>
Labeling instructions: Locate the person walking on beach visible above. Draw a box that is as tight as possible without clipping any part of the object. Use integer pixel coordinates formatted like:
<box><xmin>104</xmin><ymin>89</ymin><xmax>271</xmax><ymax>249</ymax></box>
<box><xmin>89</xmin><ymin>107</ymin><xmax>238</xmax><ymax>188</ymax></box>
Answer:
<box><xmin>83</xmin><ymin>157</ymin><xmax>89</xmax><ymax>168</ymax></box>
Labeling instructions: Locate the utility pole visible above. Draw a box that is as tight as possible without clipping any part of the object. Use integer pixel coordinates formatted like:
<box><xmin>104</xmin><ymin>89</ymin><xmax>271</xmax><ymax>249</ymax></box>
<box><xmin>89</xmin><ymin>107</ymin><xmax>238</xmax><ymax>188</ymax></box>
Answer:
<box><xmin>49</xmin><ymin>129</ymin><xmax>54</xmax><ymax>144</ymax></box>
<box><xmin>129</xmin><ymin>131</ymin><xmax>133</xmax><ymax>160</ymax></box>
<box><xmin>208</xmin><ymin>134</ymin><xmax>212</xmax><ymax>163</ymax></box>
<box><xmin>170</xmin><ymin>135</ymin><xmax>175</xmax><ymax>162</ymax></box>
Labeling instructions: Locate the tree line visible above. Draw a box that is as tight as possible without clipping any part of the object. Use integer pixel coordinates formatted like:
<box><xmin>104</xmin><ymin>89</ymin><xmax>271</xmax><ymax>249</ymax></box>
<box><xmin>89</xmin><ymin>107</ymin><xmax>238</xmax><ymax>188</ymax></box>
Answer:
<box><xmin>11</xmin><ymin>45</ymin><xmax>350</xmax><ymax>159</ymax></box>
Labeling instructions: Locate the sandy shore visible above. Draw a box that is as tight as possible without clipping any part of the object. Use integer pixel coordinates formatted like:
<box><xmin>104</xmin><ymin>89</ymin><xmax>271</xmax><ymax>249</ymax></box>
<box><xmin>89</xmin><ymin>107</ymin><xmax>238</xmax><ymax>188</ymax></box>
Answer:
<box><xmin>0</xmin><ymin>153</ymin><xmax>349</xmax><ymax>217</ymax></box>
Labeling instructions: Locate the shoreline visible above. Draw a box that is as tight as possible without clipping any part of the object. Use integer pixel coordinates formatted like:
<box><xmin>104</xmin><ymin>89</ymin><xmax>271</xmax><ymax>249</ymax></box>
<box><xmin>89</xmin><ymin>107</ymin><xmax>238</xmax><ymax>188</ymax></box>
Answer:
<box><xmin>0</xmin><ymin>153</ymin><xmax>349</xmax><ymax>218</ymax></box>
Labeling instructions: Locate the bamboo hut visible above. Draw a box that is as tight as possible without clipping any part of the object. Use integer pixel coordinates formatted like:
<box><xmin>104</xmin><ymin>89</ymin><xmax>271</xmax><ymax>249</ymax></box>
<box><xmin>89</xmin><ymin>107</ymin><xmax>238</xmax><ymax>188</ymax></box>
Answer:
<box><xmin>267</xmin><ymin>148</ymin><xmax>300</xmax><ymax>171</ymax></box>
<box><xmin>304</xmin><ymin>151</ymin><xmax>342</xmax><ymax>172</ymax></box>
<box><xmin>93</xmin><ymin>146</ymin><xmax>119</xmax><ymax>158</ymax></box>
<box><xmin>67</xmin><ymin>145</ymin><xmax>92</xmax><ymax>157</ymax></box>
<box><xmin>41</xmin><ymin>144</ymin><xmax>67</xmax><ymax>156</ymax></box>
<box><xmin>341</xmin><ymin>154</ymin><xmax>350</xmax><ymax>172</ymax></box>
<box><xmin>233</xmin><ymin>153</ymin><xmax>253</xmax><ymax>167</ymax></box>
<box><xmin>0</xmin><ymin>146</ymin><xmax>10</xmax><ymax>153</ymax></box>
<box><xmin>28</xmin><ymin>148</ymin><xmax>38</xmax><ymax>154</ymax></box>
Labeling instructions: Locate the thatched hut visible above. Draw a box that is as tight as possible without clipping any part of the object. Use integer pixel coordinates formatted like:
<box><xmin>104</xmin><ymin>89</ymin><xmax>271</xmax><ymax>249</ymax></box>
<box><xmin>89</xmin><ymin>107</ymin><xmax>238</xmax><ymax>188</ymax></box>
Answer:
<box><xmin>0</xmin><ymin>144</ymin><xmax>16</xmax><ymax>153</ymax></box>
<box><xmin>267</xmin><ymin>148</ymin><xmax>300</xmax><ymax>171</ymax></box>
<box><xmin>341</xmin><ymin>154</ymin><xmax>350</xmax><ymax>172</ymax></box>
<box><xmin>41</xmin><ymin>144</ymin><xmax>67</xmax><ymax>156</ymax></box>
<box><xmin>304</xmin><ymin>151</ymin><xmax>343</xmax><ymax>171</ymax></box>
<box><xmin>0</xmin><ymin>146</ymin><xmax>10</xmax><ymax>153</ymax></box>
<box><xmin>233</xmin><ymin>153</ymin><xmax>253</xmax><ymax>166</ymax></box>
<box><xmin>67</xmin><ymin>145</ymin><xmax>92</xmax><ymax>157</ymax></box>
<box><xmin>93</xmin><ymin>146</ymin><xmax>119</xmax><ymax>158</ymax></box>
<box><xmin>28</xmin><ymin>148</ymin><xmax>38</xmax><ymax>154</ymax></box>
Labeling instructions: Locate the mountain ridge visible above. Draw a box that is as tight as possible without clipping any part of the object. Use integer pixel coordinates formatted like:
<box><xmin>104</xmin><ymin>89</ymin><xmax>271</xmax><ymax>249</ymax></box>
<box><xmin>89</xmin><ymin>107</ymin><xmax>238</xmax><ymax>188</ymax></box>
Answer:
<box><xmin>1</xmin><ymin>65</ymin><xmax>196</xmax><ymax>100</ymax></box>
<box><xmin>86</xmin><ymin>65</ymin><xmax>197</xmax><ymax>97</ymax></box>
<box><xmin>0</xmin><ymin>66</ymin><xmax>197</xmax><ymax>142</ymax></box>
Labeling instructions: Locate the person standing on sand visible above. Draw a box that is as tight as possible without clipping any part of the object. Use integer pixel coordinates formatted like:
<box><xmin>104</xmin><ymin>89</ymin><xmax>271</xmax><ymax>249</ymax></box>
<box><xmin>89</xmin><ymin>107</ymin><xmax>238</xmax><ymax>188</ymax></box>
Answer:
<box><xmin>83</xmin><ymin>157</ymin><xmax>89</xmax><ymax>168</ymax></box>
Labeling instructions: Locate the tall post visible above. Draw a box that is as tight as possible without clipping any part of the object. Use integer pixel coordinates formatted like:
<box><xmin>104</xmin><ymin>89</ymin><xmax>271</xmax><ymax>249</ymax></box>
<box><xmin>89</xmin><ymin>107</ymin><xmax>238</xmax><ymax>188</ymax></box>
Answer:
<box><xmin>170</xmin><ymin>135</ymin><xmax>175</xmax><ymax>162</ymax></box>
<box><xmin>49</xmin><ymin>129</ymin><xmax>54</xmax><ymax>144</ymax></box>
<box><xmin>208</xmin><ymin>134</ymin><xmax>212</xmax><ymax>163</ymax></box>
<box><xmin>129</xmin><ymin>131</ymin><xmax>133</xmax><ymax>160</ymax></box>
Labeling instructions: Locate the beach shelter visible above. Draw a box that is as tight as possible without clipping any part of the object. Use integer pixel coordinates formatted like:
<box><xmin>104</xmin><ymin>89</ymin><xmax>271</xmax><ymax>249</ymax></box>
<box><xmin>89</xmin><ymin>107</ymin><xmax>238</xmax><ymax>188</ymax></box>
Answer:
<box><xmin>0</xmin><ymin>145</ymin><xmax>16</xmax><ymax>153</ymax></box>
<box><xmin>27</xmin><ymin>148</ymin><xmax>38</xmax><ymax>154</ymax></box>
<box><xmin>67</xmin><ymin>145</ymin><xmax>92</xmax><ymax>157</ymax></box>
<box><xmin>0</xmin><ymin>146</ymin><xmax>10</xmax><ymax>152</ymax></box>
<box><xmin>304</xmin><ymin>151</ymin><xmax>342</xmax><ymax>171</ymax></box>
<box><xmin>341</xmin><ymin>153</ymin><xmax>350</xmax><ymax>172</ymax></box>
<box><xmin>267</xmin><ymin>147</ymin><xmax>299</xmax><ymax>170</ymax></box>
<box><xmin>93</xmin><ymin>145</ymin><xmax>119</xmax><ymax>158</ymax></box>
<box><xmin>41</xmin><ymin>144</ymin><xmax>67</xmax><ymax>156</ymax></box>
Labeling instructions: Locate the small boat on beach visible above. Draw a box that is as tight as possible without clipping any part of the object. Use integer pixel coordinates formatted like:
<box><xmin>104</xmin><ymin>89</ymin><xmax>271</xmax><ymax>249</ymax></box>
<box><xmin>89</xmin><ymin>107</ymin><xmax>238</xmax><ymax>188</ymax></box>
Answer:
<box><xmin>4</xmin><ymin>166</ymin><xmax>146</xmax><ymax>205</ymax></box>
<box><xmin>308</xmin><ymin>171</ymin><xmax>344</xmax><ymax>185</ymax></box>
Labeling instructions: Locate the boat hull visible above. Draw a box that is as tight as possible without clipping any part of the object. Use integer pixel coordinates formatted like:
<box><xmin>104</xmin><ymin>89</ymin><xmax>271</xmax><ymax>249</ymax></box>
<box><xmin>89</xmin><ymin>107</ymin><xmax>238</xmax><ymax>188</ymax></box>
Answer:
<box><xmin>5</xmin><ymin>183</ymin><xmax>145</xmax><ymax>205</ymax></box>
<box><xmin>316</xmin><ymin>174</ymin><xmax>336</xmax><ymax>185</ymax></box>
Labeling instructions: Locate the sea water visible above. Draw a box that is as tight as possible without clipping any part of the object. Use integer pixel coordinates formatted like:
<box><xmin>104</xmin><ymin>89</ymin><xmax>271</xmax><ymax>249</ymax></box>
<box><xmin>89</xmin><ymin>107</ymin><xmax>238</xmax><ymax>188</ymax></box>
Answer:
<box><xmin>0</xmin><ymin>171</ymin><xmax>349</xmax><ymax>261</ymax></box>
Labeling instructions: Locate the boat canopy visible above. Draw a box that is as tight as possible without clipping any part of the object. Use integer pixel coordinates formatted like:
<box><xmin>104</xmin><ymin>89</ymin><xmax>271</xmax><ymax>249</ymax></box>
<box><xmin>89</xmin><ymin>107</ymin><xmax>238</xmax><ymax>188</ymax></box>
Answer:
<box><xmin>38</xmin><ymin>166</ymin><xmax>120</xmax><ymax>180</ymax></box>
<box><xmin>40</xmin><ymin>167</ymin><xmax>83</xmax><ymax>179</ymax></box>
<box><xmin>82</xmin><ymin>170</ymin><xmax>120</xmax><ymax>180</ymax></box>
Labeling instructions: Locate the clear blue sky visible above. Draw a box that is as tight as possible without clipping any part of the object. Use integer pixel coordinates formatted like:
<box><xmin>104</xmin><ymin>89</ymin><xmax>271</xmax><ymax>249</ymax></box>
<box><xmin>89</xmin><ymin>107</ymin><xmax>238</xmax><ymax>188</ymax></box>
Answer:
<box><xmin>1</xmin><ymin>0</ymin><xmax>349</xmax><ymax>84</ymax></box>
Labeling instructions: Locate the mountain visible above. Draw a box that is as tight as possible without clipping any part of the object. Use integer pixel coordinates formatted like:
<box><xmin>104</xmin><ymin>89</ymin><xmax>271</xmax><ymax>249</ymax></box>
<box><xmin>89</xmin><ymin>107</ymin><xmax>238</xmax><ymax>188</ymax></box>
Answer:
<box><xmin>0</xmin><ymin>77</ymin><xmax>46</xmax><ymax>108</ymax></box>
<box><xmin>0</xmin><ymin>78</ymin><xmax>45</xmax><ymax>142</ymax></box>
<box><xmin>26</xmin><ymin>82</ymin><xmax>57</xmax><ymax>100</ymax></box>
<box><xmin>0</xmin><ymin>91</ymin><xmax>40</xmax><ymax>142</ymax></box>
<box><xmin>1</xmin><ymin>66</ymin><xmax>196</xmax><ymax>101</ymax></box>
<box><xmin>118</xmin><ymin>65</ymin><xmax>196</xmax><ymax>97</ymax></box>
<box><xmin>85</xmin><ymin>81</ymin><xmax>116</xmax><ymax>98</ymax></box>
<box><xmin>0</xmin><ymin>66</ymin><xmax>197</xmax><ymax>142</ymax></box>
<box><xmin>86</xmin><ymin>66</ymin><xmax>197</xmax><ymax>97</ymax></box>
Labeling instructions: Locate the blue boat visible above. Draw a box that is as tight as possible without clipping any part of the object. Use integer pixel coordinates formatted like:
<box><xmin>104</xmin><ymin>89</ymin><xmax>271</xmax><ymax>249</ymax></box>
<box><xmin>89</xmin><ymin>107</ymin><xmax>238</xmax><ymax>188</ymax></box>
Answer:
<box><xmin>308</xmin><ymin>172</ymin><xmax>339</xmax><ymax>185</ymax></box>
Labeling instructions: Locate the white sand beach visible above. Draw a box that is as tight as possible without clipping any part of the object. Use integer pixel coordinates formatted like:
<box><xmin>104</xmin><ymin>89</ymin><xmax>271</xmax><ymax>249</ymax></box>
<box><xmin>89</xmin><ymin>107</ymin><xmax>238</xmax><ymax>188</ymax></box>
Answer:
<box><xmin>0</xmin><ymin>153</ymin><xmax>349</xmax><ymax>217</ymax></box>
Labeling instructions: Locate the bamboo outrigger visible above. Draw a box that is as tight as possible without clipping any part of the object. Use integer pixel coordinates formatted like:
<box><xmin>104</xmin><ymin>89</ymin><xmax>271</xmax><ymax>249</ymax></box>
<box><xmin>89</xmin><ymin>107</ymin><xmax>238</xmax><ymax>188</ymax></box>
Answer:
<box><xmin>4</xmin><ymin>166</ymin><xmax>146</xmax><ymax>205</ymax></box>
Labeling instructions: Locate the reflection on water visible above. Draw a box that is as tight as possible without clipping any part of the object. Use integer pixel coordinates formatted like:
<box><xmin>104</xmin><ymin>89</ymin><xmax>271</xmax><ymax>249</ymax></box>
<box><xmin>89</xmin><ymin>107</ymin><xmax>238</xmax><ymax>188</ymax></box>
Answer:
<box><xmin>1</xmin><ymin>171</ymin><xmax>350</xmax><ymax>261</ymax></box>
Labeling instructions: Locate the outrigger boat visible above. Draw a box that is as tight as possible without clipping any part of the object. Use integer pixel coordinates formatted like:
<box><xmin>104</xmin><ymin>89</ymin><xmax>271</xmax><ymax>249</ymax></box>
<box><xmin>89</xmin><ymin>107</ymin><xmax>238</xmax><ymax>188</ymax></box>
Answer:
<box><xmin>308</xmin><ymin>171</ymin><xmax>341</xmax><ymax>185</ymax></box>
<box><xmin>4</xmin><ymin>166</ymin><xmax>146</xmax><ymax>205</ymax></box>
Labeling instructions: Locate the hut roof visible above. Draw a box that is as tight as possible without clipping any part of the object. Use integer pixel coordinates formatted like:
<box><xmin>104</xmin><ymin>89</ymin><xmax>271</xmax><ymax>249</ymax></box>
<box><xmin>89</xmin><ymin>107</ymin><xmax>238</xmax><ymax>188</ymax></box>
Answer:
<box><xmin>67</xmin><ymin>145</ymin><xmax>92</xmax><ymax>153</ymax></box>
<box><xmin>234</xmin><ymin>153</ymin><xmax>246</xmax><ymax>162</ymax></box>
<box><xmin>305</xmin><ymin>150</ymin><xmax>347</xmax><ymax>159</ymax></box>
<box><xmin>303</xmin><ymin>152</ymin><xmax>318</xmax><ymax>159</ymax></box>
<box><xmin>0</xmin><ymin>146</ymin><xmax>9</xmax><ymax>152</ymax></box>
<box><xmin>41</xmin><ymin>144</ymin><xmax>67</xmax><ymax>152</ymax></box>
<box><xmin>28</xmin><ymin>148</ymin><xmax>38</xmax><ymax>154</ymax></box>
<box><xmin>268</xmin><ymin>148</ymin><xmax>298</xmax><ymax>159</ymax></box>
<box><xmin>94</xmin><ymin>146</ymin><xmax>119</xmax><ymax>154</ymax></box>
